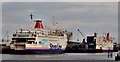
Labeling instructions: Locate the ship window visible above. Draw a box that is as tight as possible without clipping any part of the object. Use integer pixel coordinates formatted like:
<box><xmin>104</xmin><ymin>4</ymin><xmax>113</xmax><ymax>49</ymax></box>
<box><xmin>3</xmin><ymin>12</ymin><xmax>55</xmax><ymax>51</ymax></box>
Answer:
<box><xmin>28</xmin><ymin>31</ymin><xmax>30</xmax><ymax>33</ymax></box>
<box><xmin>42</xmin><ymin>33</ymin><xmax>44</xmax><ymax>35</ymax></box>
<box><xmin>12</xmin><ymin>38</ymin><xmax>35</xmax><ymax>42</ymax></box>
<box><xmin>28</xmin><ymin>42</ymin><xmax>32</xmax><ymax>44</ymax></box>
<box><xmin>28</xmin><ymin>41</ymin><xmax>35</xmax><ymax>44</ymax></box>
<box><xmin>11</xmin><ymin>41</ymin><xmax>14</xmax><ymax>44</ymax></box>
<box><xmin>32</xmin><ymin>42</ymin><xmax>35</xmax><ymax>44</ymax></box>
<box><xmin>27</xmin><ymin>38</ymin><xmax>35</xmax><ymax>40</ymax></box>
<box><xmin>35</xmin><ymin>42</ymin><xmax>37</xmax><ymax>44</ymax></box>
<box><xmin>34</xmin><ymin>35</ymin><xmax>36</xmax><ymax>37</ymax></box>
<box><xmin>13</xmin><ymin>34</ymin><xmax>17</xmax><ymax>37</ymax></box>
<box><xmin>39</xmin><ymin>41</ymin><xmax>41</xmax><ymax>44</ymax></box>
<box><xmin>12</xmin><ymin>38</ymin><xmax>27</xmax><ymax>42</ymax></box>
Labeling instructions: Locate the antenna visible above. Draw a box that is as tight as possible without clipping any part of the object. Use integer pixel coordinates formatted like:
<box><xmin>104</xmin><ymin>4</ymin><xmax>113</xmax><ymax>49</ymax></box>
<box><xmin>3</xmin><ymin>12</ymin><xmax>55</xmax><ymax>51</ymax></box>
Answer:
<box><xmin>52</xmin><ymin>16</ymin><xmax>56</xmax><ymax>30</ymax></box>
<box><xmin>30</xmin><ymin>13</ymin><xmax>33</xmax><ymax>19</ymax></box>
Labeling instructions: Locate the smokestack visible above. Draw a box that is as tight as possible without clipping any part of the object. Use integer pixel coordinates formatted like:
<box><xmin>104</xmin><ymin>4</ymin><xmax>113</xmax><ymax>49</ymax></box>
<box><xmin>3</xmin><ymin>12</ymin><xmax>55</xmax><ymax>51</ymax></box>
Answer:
<box><xmin>106</xmin><ymin>32</ymin><xmax>109</xmax><ymax>41</ymax></box>
<box><xmin>94</xmin><ymin>32</ymin><xmax>97</xmax><ymax>37</ymax></box>
<box><xmin>34</xmin><ymin>20</ymin><xmax>43</xmax><ymax>29</ymax></box>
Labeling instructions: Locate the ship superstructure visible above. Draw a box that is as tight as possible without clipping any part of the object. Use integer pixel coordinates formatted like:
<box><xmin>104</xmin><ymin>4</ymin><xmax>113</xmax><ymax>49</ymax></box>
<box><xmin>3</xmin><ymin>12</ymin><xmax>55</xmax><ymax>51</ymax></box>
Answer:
<box><xmin>10</xmin><ymin>14</ymin><xmax>73</xmax><ymax>54</ymax></box>
<box><xmin>94</xmin><ymin>32</ymin><xmax>114</xmax><ymax>51</ymax></box>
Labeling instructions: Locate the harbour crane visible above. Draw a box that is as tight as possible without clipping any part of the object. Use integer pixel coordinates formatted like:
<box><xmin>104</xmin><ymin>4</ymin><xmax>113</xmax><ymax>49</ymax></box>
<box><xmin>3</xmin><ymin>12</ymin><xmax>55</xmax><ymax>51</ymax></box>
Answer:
<box><xmin>2</xmin><ymin>31</ymin><xmax>8</xmax><ymax>42</ymax></box>
<box><xmin>78</xmin><ymin>29</ymin><xmax>86</xmax><ymax>43</ymax></box>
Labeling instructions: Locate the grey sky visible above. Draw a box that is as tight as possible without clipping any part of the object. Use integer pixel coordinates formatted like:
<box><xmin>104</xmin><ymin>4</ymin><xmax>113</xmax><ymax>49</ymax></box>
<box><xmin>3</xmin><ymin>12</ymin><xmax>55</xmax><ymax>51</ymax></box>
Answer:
<box><xmin>2</xmin><ymin>2</ymin><xmax>118</xmax><ymax>42</ymax></box>
<box><xmin>2</xmin><ymin>0</ymin><xmax>120</xmax><ymax>2</ymax></box>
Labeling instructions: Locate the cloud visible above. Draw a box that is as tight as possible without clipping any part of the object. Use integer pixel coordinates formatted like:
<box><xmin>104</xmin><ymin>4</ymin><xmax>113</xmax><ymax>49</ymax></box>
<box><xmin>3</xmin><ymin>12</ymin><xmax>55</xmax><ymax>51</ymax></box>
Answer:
<box><xmin>2</xmin><ymin>0</ymin><xmax>120</xmax><ymax>2</ymax></box>
<box><xmin>2</xmin><ymin>2</ymin><xmax>118</xmax><ymax>42</ymax></box>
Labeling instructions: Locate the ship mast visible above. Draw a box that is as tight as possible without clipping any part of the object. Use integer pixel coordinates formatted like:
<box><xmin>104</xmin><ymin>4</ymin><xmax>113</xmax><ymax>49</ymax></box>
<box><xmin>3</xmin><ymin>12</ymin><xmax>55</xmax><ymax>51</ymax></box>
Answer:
<box><xmin>52</xmin><ymin>16</ymin><xmax>56</xmax><ymax>31</ymax></box>
<box><xmin>30</xmin><ymin>13</ymin><xmax>34</xmax><ymax>29</ymax></box>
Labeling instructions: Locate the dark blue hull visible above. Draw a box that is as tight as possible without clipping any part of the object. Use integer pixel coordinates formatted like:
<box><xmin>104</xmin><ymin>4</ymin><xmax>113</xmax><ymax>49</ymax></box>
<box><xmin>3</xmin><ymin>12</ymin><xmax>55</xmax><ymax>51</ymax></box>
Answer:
<box><xmin>10</xmin><ymin>49</ymin><xmax>65</xmax><ymax>54</ymax></box>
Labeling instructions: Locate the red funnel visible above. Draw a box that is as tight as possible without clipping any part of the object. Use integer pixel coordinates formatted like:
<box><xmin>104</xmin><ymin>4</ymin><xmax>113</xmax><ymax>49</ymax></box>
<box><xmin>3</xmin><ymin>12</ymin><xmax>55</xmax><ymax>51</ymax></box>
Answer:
<box><xmin>94</xmin><ymin>32</ymin><xmax>97</xmax><ymax>37</ymax></box>
<box><xmin>106</xmin><ymin>33</ymin><xmax>109</xmax><ymax>41</ymax></box>
<box><xmin>34</xmin><ymin>20</ymin><xmax>43</xmax><ymax>29</ymax></box>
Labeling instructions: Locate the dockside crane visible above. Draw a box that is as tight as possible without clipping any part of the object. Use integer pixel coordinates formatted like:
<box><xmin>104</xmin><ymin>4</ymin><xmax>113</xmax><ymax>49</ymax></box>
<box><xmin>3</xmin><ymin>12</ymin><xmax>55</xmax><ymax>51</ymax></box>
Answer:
<box><xmin>78</xmin><ymin>29</ymin><xmax>86</xmax><ymax>43</ymax></box>
<box><xmin>2</xmin><ymin>31</ymin><xmax>8</xmax><ymax>42</ymax></box>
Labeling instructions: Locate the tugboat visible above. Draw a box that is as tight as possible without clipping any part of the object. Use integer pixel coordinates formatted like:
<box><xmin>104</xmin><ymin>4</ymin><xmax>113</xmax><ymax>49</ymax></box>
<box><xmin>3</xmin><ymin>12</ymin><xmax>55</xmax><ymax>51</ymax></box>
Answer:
<box><xmin>10</xmin><ymin>14</ymin><xmax>73</xmax><ymax>54</ymax></box>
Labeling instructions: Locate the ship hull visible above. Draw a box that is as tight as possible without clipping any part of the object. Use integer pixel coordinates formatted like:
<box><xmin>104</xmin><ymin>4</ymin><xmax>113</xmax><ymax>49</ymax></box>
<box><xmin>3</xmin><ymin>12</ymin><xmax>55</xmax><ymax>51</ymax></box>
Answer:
<box><xmin>10</xmin><ymin>49</ymin><xmax>65</xmax><ymax>54</ymax></box>
<box><xmin>96</xmin><ymin>49</ymin><xmax>113</xmax><ymax>52</ymax></box>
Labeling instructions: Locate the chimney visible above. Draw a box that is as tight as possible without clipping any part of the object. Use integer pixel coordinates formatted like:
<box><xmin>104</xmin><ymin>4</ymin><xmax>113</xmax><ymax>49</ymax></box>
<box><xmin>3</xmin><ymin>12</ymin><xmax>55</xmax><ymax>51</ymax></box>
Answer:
<box><xmin>106</xmin><ymin>32</ymin><xmax>109</xmax><ymax>41</ymax></box>
<box><xmin>94</xmin><ymin>32</ymin><xmax>97</xmax><ymax>37</ymax></box>
<box><xmin>34</xmin><ymin>20</ymin><xmax>43</xmax><ymax>29</ymax></box>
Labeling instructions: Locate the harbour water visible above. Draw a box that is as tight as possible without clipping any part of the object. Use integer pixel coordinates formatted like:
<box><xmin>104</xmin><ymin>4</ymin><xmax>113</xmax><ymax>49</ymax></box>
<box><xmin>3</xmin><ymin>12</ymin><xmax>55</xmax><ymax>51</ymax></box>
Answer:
<box><xmin>1</xmin><ymin>52</ymin><xmax>118</xmax><ymax>60</ymax></box>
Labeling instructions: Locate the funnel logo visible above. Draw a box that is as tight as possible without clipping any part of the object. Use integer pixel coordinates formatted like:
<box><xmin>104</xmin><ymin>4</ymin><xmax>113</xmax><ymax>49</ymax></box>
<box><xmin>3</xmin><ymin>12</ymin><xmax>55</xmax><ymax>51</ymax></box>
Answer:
<box><xmin>50</xmin><ymin>43</ymin><xmax>62</xmax><ymax>49</ymax></box>
<box><xmin>41</xmin><ymin>39</ymin><xmax>48</xmax><ymax>44</ymax></box>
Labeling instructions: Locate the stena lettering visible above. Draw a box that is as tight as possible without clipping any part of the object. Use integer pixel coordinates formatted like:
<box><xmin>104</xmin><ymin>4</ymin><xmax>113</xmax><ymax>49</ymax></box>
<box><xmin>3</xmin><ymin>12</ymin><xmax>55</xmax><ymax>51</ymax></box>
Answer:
<box><xmin>50</xmin><ymin>43</ymin><xmax>62</xmax><ymax>49</ymax></box>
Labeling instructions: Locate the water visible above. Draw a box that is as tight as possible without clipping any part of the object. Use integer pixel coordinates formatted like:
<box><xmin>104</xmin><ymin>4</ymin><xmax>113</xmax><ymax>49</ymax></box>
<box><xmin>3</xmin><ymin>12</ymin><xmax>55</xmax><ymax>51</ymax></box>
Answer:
<box><xmin>1</xmin><ymin>52</ymin><xmax>118</xmax><ymax>60</ymax></box>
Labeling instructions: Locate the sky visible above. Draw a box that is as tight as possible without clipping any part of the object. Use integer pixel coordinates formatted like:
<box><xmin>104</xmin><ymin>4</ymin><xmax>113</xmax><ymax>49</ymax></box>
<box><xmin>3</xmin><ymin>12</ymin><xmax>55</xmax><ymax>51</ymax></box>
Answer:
<box><xmin>1</xmin><ymin>2</ymin><xmax>118</xmax><ymax>42</ymax></box>
<box><xmin>1</xmin><ymin>0</ymin><xmax>120</xmax><ymax>2</ymax></box>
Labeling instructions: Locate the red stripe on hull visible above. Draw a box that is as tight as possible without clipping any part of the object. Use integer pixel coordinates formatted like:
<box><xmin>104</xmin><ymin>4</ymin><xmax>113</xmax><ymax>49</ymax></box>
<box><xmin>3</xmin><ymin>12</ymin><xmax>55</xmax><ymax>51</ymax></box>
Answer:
<box><xmin>11</xmin><ymin>47</ymin><xmax>15</xmax><ymax>49</ymax></box>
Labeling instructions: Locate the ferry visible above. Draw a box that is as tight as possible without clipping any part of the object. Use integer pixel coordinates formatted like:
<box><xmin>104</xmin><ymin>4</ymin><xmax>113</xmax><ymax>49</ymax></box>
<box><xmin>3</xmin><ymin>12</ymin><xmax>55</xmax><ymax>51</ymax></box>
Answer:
<box><xmin>10</xmin><ymin>14</ymin><xmax>73</xmax><ymax>54</ymax></box>
<box><xmin>94</xmin><ymin>32</ymin><xmax>114</xmax><ymax>52</ymax></box>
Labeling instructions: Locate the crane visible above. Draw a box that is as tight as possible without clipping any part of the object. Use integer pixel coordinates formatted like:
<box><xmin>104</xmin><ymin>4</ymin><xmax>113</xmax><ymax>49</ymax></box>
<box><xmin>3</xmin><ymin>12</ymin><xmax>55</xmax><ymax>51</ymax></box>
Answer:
<box><xmin>2</xmin><ymin>31</ymin><xmax>8</xmax><ymax>42</ymax></box>
<box><xmin>78</xmin><ymin>29</ymin><xmax>86</xmax><ymax>43</ymax></box>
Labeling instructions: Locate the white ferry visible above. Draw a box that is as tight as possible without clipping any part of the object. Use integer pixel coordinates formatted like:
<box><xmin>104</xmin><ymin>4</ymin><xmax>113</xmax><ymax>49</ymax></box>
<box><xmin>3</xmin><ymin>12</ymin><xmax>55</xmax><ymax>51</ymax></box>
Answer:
<box><xmin>10</xmin><ymin>14</ymin><xmax>73</xmax><ymax>54</ymax></box>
